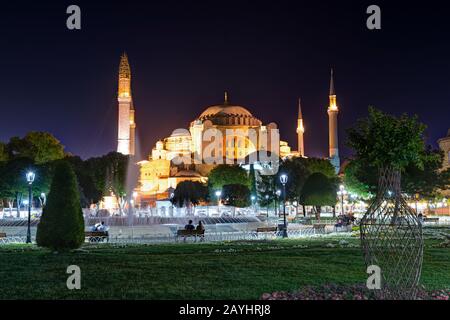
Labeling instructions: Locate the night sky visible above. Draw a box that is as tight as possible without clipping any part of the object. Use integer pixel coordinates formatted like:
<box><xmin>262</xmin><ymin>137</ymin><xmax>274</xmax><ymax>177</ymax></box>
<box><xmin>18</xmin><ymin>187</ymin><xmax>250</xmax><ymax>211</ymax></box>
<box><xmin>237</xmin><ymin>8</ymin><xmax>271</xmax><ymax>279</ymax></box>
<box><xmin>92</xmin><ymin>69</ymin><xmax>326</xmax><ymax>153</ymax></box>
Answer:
<box><xmin>1</xmin><ymin>1</ymin><xmax>449</xmax><ymax>160</ymax></box>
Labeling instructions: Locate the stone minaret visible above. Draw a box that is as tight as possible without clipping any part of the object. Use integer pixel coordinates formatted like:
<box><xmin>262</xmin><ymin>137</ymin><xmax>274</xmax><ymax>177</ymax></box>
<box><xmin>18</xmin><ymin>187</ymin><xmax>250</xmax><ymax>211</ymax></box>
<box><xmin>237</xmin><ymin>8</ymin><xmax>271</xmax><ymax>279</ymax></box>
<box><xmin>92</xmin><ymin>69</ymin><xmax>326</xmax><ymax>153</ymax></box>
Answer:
<box><xmin>117</xmin><ymin>53</ymin><xmax>136</xmax><ymax>155</ymax></box>
<box><xmin>327</xmin><ymin>69</ymin><xmax>340</xmax><ymax>173</ymax></box>
<box><xmin>296</xmin><ymin>98</ymin><xmax>305</xmax><ymax>157</ymax></box>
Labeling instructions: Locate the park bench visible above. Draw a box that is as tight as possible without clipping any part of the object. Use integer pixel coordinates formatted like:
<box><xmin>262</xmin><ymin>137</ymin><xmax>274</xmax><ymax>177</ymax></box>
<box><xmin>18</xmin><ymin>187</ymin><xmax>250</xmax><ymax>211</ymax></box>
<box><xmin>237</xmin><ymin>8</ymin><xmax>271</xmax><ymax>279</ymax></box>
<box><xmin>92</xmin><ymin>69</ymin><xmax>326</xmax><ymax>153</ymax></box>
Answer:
<box><xmin>85</xmin><ymin>231</ymin><xmax>109</xmax><ymax>243</ymax></box>
<box><xmin>334</xmin><ymin>224</ymin><xmax>352</xmax><ymax>232</ymax></box>
<box><xmin>0</xmin><ymin>232</ymin><xmax>6</xmax><ymax>238</ymax></box>
<box><xmin>424</xmin><ymin>217</ymin><xmax>439</xmax><ymax>223</ymax></box>
<box><xmin>313</xmin><ymin>223</ymin><xmax>326</xmax><ymax>234</ymax></box>
<box><xmin>176</xmin><ymin>229</ymin><xmax>205</xmax><ymax>242</ymax></box>
<box><xmin>256</xmin><ymin>227</ymin><xmax>278</xmax><ymax>233</ymax></box>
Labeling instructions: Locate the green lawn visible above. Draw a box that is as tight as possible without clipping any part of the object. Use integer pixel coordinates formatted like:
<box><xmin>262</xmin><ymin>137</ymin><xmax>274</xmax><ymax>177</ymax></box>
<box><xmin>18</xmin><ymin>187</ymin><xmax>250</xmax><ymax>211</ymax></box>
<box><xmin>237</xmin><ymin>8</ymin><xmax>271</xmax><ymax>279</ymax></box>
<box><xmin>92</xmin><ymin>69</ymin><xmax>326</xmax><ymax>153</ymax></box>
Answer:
<box><xmin>0</xmin><ymin>236</ymin><xmax>448</xmax><ymax>299</ymax></box>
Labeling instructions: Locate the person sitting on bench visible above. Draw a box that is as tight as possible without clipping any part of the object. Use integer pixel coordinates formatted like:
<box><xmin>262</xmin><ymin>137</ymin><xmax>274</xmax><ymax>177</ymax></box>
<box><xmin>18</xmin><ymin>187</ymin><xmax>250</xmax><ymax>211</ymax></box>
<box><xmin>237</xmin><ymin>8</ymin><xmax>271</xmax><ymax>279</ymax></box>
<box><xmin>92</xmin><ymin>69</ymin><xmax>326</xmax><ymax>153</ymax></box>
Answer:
<box><xmin>97</xmin><ymin>221</ymin><xmax>108</xmax><ymax>232</ymax></box>
<box><xmin>196</xmin><ymin>220</ymin><xmax>205</xmax><ymax>231</ymax></box>
<box><xmin>185</xmin><ymin>220</ymin><xmax>195</xmax><ymax>230</ymax></box>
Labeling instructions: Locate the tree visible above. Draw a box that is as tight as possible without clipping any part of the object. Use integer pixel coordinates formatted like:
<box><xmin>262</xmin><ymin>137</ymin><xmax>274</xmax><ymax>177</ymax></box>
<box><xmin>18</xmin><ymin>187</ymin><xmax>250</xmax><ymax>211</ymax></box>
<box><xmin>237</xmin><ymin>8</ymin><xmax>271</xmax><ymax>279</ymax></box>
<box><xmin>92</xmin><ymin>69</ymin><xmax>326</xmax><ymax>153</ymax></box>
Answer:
<box><xmin>171</xmin><ymin>181</ymin><xmax>208</xmax><ymax>214</ymax></box>
<box><xmin>403</xmin><ymin>147</ymin><xmax>450</xmax><ymax>199</ymax></box>
<box><xmin>301</xmin><ymin>172</ymin><xmax>337</xmax><ymax>221</ymax></box>
<box><xmin>346</xmin><ymin>107</ymin><xmax>449</xmax><ymax>198</ymax></box>
<box><xmin>36</xmin><ymin>161</ymin><xmax>85</xmax><ymax>251</ymax></box>
<box><xmin>207</xmin><ymin>164</ymin><xmax>250</xmax><ymax>196</ymax></box>
<box><xmin>257</xmin><ymin>157</ymin><xmax>338</xmax><ymax>216</ymax></box>
<box><xmin>343</xmin><ymin>160</ymin><xmax>375</xmax><ymax>200</ymax></box>
<box><xmin>0</xmin><ymin>157</ymin><xmax>34</xmax><ymax>216</ymax></box>
<box><xmin>8</xmin><ymin>132</ymin><xmax>65</xmax><ymax>164</ymax></box>
<box><xmin>0</xmin><ymin>142</ymin><xmax>8</xmax><ymax>162</ymax></box>
<box><xmin>347</xmin><ymin>107</ymin><xmax>426</xmax><ymax>172</ymax></box>
<box><xmin>222</xmin><ymin>184</ymin><xmax>251</xmax><ymax>208</ymax></box>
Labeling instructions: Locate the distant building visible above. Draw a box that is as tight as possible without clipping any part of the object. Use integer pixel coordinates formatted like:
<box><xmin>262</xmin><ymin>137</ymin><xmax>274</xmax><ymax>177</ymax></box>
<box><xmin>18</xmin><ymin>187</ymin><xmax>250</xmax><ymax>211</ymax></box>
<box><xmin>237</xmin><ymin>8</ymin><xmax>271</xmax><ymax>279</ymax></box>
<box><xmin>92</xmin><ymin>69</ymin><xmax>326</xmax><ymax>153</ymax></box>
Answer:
<box><xmin>438</xmin><ymin>129</ymin><xmax>450</xmax><ymax>171</ymax></box>
<box><xmin>114</xmin><ymin>55</ymin><xmax>342</xmax><ymax>204</ymax></box>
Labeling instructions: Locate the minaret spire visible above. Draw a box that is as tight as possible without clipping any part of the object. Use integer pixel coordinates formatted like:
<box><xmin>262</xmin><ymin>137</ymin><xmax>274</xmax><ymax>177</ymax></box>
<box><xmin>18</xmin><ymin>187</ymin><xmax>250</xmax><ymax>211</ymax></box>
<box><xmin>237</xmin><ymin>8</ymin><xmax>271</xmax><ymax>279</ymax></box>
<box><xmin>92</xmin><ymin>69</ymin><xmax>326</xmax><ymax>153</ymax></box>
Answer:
<box><xmin>329</xmin><ymin>68</ymin><xmax>335</xmax><ymax>96</ymax></box>
<box><xmin>327</xmin><ymin>68</ymin><xmax>340</xmax><ymax>173</ymax></box>
<box><xmin>298</xmin><ymin>98</ymin><xmax>303</xmax><ymax>119</ymax></box>
<box><xmin>296</xmin><ymin>98</ymin><xmax>305</xmax><ymax>157</ymax></box>
<box><xmin>117</xmin><ymin>53</ymin><xmax>136</xmax><ymax>155</ymax></box>
<box><xmin>224</xmin><ymin>91</ymin><xmax>229</xmax><ymax>105</ymax></box>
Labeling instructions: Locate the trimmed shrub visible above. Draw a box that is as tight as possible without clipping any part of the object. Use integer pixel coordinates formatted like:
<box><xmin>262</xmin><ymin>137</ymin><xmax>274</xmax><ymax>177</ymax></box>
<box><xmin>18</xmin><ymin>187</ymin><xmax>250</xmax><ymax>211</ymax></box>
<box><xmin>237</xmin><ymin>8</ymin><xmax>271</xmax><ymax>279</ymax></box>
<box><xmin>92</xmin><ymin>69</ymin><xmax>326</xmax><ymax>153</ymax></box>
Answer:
<box><xmin>36</xmin><ymin>161</ymin><xmax>84</xmax><ymax>251</ymax></box>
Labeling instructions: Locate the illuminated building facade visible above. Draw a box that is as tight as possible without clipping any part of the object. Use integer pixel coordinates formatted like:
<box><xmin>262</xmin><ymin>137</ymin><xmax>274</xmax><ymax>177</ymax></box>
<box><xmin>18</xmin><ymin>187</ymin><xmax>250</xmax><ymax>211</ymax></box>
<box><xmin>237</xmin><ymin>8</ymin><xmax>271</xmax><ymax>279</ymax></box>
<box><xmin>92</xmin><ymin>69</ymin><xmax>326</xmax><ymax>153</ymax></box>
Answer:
<box><xmin>114</xmin><ymin>55</ymin><xmax>341</xmax><ymax>202</ymax></box>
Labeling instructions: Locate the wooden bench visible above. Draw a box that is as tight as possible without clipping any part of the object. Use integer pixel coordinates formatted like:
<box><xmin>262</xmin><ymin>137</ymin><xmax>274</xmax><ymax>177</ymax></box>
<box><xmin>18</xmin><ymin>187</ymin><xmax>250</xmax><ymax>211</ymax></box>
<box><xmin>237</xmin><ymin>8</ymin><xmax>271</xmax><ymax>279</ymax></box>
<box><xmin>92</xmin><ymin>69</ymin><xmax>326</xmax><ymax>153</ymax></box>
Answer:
<box><xmin>256</xmin><ymin>227</ymin><xmax>278</xmax><ymax>233</ymax></box>
<box><xmin>85</xmin><ymin>231</ymin><xmax>109</xmax><ymax>243</ymax></box>
<box><xmin>0</xmin><ymin>232</ymin><xmax>6</xmax><ymax>238</ymax></box>
<box><xmin>424</xmin><ymin>217</ymin><xmax>439</xmax><ymax>223</ymax></box>
<box><xmin>176</xmin><ymin>229</ymin><xmax>205</xmax><ymax>242</ymax></box>
<box><xmin>313</xmin><ymin>223</ymin><xmax>326</xmax><ymax>233</ymax></box>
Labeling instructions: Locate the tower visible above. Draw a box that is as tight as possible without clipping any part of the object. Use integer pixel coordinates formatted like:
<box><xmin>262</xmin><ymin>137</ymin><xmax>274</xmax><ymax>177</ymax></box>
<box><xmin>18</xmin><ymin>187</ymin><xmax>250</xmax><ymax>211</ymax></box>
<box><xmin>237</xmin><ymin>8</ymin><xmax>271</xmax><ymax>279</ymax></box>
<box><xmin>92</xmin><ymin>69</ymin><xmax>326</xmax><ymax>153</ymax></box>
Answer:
<box><xmin>296</xmin><ymin>98</ymin><xmax>305</xmax><ymax>157</ymax></box>
<box><xmin>327</xmin><ymin>68</ymin><xmax>340</xmax><ymax>173</ymax></box>
<box><xmin>117</xmin><ymin>53</ymin><xmax>136</xmax><ymax>155</ymax></box>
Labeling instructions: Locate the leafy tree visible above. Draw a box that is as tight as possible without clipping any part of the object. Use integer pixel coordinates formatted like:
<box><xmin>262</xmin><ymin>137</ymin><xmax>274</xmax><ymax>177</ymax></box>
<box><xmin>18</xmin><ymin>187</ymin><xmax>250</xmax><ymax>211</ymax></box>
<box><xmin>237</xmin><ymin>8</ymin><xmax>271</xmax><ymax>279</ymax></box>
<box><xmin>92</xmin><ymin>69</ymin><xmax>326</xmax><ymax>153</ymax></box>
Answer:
<box><xmin>66</xmin><ymin>155</ymin><xmax>101</xmax><ymax>206</ymax></box>
<box><xmin>207</xmin><ymin>164</ymin><xmax>250</xmax><ymax>196</ymax></box>
<box><xmin>171</xmin><ymin>181</ymin><xmax>208</xmax><ymax>213</ymax></box>
<box><xmin>346</xmin><ymin>107</ymin><xmax>448</xmax><ymax>198</ymax></box>
<box><xmin>303</xmin><ymin>157</ymin><xmax>336</xmax><ymax>178</ymax></box>
<box><xmin>346</xmin><ymin>147</ymin><xmax>450</xmax><ymax>200</ymax></box>
<box><xmin>257</xmin><ymin>157</ymin><xmax>338</xmax><ymax>216</ymax></box>
<box><xmin>301</xmin><ymin>172</ymin><xmax>337</xmax><ymax>221</ymax></box>
<box><xmin>343</xmin><ymin>160</ymin><xmax>374</xmax><ymax>199</ymax></box>
<box><xmin>8</xmin><ymin>132</ymin><xmax>65</xmax><ymax>164</ymax></box>
<box><xmin>0</xmin><ymin>142</ymin><xmax>8</xmax><ymax>162</ymax></box>
<box><xmin>0</xmin><ymin>157</ymin><xmax>34</xmax><ymax>216</ymax></box>
<box><xmin>83</xmin><ymin>152</ymin><xmax>129</xmax><ymax>209</ymax></box>
<box><xmin>403</xmin><ymin>147</ymin><xmax>450</xmax><ymax>198</ymax></box>
<box><xmin>222</xmin><ymin>184</ymin><xmax>251</xmax><ymax>208</ymax></box>
<box><xmin>347</xmin><ymin>107</ymin><xmax>426</xmax><ymax>172</ymax></box>
<box><xmin>36</xmin><ymin>161</ymin><xmax>85</xmax><ymax>251</ymax></box>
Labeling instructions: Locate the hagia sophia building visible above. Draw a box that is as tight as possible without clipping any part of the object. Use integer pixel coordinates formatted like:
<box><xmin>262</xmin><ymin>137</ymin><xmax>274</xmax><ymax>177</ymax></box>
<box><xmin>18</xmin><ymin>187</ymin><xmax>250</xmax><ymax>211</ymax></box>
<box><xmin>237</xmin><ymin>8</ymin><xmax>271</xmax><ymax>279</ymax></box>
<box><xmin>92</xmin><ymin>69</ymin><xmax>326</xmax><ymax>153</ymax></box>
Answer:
<box><xmin>115</xmin><ymin>54</ymin><xmax>341</xmax><ymax>205</ymax></box>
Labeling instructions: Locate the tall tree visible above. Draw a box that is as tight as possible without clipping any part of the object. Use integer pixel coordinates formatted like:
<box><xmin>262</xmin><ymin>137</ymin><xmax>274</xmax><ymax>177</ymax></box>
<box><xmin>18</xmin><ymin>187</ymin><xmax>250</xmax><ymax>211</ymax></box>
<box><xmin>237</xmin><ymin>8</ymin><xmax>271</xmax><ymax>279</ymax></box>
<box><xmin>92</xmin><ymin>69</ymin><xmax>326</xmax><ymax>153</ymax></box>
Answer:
<box><xmin>346</xmin><ymin>107</ymin><xmax>447</xmax><ymax>198</ymax></box>
<box><xmin>36</xmin><ymin>161</ymin><xmax>85</xmax><ymax>251</ymax></box>
<box><xmin>8</xmin><ymin>132</ymin><xmax>65</xmax><ymax>164</ymax></box>
<box><xmin>171</xmin><ymin>181</ymin><xmax>208</xmax><ymax>214</ymax></box>
<box><xmin>207</xmin><ymin>164</ymin><xmax>250</xmax><ymax>196</ymax></box>
<box><xmin>0</xmin><ymin>142</ymin><xmax>8</xmax><ymax>162</ymax></box>
<box><xmin>222</xmin><ymin>184</ymin><xmax>251</xmax><ymax>209</ymax></box>
<box><xmin>0</xmin><ymin>157</ymin><xmax>34</xmax><ymax>216</ymax></box>
<box><xmin>347</xmin><ymin>107</ymin><xmax>426</xmax><ymax>172</ymax></box>
<box><xmin>301</xmin><ymin>172</ymin><xmax>337</xmax><ymax>221</ymax></box>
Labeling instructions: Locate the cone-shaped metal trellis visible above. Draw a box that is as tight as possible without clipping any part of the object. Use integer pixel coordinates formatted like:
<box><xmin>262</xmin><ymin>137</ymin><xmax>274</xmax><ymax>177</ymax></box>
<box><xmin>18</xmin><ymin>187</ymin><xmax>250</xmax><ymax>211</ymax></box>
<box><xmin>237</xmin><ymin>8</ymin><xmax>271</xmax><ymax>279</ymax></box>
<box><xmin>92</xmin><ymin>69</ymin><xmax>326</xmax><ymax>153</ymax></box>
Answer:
<box><xmin>360</xmin><ymin>167</ymin><xmax>423</xmax><ymax>300</ymax></box>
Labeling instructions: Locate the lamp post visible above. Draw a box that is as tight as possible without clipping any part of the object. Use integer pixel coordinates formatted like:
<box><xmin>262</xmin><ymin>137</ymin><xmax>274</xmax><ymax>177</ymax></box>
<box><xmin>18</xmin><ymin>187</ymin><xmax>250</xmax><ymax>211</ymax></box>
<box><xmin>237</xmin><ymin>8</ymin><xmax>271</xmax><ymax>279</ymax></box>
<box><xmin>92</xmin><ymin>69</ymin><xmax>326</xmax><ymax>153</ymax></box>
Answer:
<box><xmin>337</xmin><ymin>184</ymin><xmax>347</xmax><ymax>216</ymax></box>
<box><xmin>280</xmin><ymin>174</ymin><xmax>288</xmax><ymax>238</ymax></box>
<box><xmin>251</xmin><ymin>195</ymin><xmax>256</xmax><ymax>215</ymax></box>
<box><xmin>26</xmin><ymin>171</ymin><xmax>35</xmax><ymax>244</ymax></box>
<box><xmin>215</xmin><ymin>190</ymin><xmax>222</xmax><ymax>216</ymax></box>
<box><xmin>275</xmin><ymin>189</ymin><xmax>281</xmax><ymax>216</ymax></box>
<box><xmin>265</xmin><ymin>194</ymin><xmax>269</xmax><ymax>218</ymax></box>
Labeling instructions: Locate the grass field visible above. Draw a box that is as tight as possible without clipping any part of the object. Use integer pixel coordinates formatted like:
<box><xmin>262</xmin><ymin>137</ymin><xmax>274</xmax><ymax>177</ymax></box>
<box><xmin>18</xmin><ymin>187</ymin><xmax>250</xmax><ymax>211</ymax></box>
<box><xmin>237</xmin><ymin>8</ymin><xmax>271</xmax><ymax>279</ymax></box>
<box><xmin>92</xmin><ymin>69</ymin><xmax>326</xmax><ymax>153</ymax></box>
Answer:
<box><xmin>0</xmin><ymin>235</ymin><xmax>448</xmax><ymax>299</ymax></box>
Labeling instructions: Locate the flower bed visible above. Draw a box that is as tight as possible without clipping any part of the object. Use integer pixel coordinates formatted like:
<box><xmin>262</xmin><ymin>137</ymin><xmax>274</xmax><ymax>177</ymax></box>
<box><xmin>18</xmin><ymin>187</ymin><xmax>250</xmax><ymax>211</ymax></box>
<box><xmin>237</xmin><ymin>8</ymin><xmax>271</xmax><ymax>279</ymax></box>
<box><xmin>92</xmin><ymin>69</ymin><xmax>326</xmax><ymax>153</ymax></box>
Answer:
<box><xmin>261</xmin><ymin>284</ymin><xmax>450</xmax><ymax>300</ymax></box>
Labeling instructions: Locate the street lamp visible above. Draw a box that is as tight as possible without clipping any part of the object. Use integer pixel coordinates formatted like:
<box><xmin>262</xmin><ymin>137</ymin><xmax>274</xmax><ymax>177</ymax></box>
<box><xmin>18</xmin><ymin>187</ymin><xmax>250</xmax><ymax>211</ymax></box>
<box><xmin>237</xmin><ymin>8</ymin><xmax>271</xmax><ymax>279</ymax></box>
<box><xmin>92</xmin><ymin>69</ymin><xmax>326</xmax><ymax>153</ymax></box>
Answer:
<box><xmin>275</xmin><ymin>189</ymin><xmax>281</xmax><ymax>216</ymax></box>
<box><xmin>215</xmin><ymin>190</ymin><xmax>222</xmax><ymax>215</ymax></box>
<box><xmin>26</xmin><ymin>171</ymin><xmax>35</xmax><ymax>244</ymax></box>
<box><xmin>251</xmin><ymin>195</ymin><xmax>256</xmax><ymax>214</ymax></box>
<box><xmin>265</xmin><ymin>194</ymin><xmax>269</xmax><ymax>218</ymax></box>
<box><xmin>337</xmin><ymin>184</ymin><xmax>347</xmax><ymax>216</ymax></box>
<box><xmin>280</xmin><ymin>174</ymin><xmax>288</xmax><ymax>238</ymax></box>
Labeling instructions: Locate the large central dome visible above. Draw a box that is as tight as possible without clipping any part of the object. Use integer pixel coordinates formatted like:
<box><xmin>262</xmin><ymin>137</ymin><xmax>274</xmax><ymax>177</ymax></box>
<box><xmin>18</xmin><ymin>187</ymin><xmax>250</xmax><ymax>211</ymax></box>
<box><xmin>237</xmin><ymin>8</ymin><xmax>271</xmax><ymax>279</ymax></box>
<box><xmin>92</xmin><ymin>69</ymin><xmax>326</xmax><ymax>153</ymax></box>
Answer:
<box><xmin>196</xmin><ymin>93</ymin><xmax>262</xmax><ymax>126</ymax></box>
<box><xmin>199</xmin><ymin>105</ymin><xmax>253</xmax><ymax>118</ymax></box>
